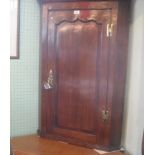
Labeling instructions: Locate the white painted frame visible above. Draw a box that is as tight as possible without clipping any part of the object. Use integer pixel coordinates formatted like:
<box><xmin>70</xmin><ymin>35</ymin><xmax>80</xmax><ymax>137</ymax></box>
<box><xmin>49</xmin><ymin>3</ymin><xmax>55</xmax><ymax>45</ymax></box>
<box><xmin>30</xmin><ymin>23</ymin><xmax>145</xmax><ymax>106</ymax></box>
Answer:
<box><xmin>10</xmin><ymin>0</ymin><xmax>19</xmax><ymax>59</ymax></box>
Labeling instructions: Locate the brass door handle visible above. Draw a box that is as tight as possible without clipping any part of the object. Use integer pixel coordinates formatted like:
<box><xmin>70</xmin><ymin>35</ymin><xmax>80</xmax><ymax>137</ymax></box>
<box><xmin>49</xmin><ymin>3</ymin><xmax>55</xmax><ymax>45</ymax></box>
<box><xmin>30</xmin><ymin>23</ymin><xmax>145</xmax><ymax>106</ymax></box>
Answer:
<box><xmin>44</xmin><ymin>69</ymin><xmax>55</xmax><ymax>90</ymax></box>
<box><xmin>102</xmin><ymin>110</ymin><xmax>109</xmax><ymax>122</ymax></box>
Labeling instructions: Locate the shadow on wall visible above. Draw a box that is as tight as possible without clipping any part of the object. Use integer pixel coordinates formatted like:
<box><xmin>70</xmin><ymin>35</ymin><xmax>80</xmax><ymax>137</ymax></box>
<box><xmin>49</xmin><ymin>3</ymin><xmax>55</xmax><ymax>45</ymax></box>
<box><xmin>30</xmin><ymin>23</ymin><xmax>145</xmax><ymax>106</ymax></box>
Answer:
<box><xmin>121</xmin><ymin>0</ymin><xmax>144</xmax><ymax>155</ymax></box>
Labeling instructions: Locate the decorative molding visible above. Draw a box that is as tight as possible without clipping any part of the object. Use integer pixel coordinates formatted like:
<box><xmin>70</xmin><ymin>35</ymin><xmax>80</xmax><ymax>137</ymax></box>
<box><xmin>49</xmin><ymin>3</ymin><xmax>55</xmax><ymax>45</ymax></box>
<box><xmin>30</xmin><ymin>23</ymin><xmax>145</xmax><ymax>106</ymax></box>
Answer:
<box><xmin>55</xmin><ymin>17</ymin><xmax>102</xmax><ymax>25</ymax></box>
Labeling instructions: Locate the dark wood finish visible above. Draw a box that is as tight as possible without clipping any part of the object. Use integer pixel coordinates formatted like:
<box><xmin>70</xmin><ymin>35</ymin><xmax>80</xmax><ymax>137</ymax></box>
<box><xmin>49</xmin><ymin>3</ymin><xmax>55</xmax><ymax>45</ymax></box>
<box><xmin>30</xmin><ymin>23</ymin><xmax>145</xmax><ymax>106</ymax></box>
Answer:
<box><xmin>10</xmin><ymin>0</ymin><xmax>20</xmax><ymax>59</ymax></box>
<box><xmin>41</xmin><ymin>0</ymin><xmax>119</xmax><ymax>3</ymax></box>
<box><xmin>40</xmin><ymin>1</ymin><xmax>117</xmax><ymax>150</ymax></box>
<box><xmin>11</xmin><ymin>135</ymin><xmax>124</xmax><ymax>155</ymax></box>
<box><xmin>40</xmin><ymin>0</ymin><xmax>130</xmax><ymax>151</ymax></box>
<box><xmin>108</xmin><ymin>0</ymin><xmax>131</xmax><ymax>149</ymax></box>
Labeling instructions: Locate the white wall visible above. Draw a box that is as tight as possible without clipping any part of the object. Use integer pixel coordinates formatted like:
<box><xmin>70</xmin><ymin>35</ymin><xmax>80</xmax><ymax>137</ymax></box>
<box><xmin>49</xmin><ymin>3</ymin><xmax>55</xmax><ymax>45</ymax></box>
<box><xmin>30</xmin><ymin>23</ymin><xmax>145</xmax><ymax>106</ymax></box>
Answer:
<box><xmin>10</xmin><ymin>0</ymin><xmax>40</xmax><ymax>136</ymax></box>
<box><xmin>121</xmin><ymin>0</ymin><xmax>144</xmax><ymax>155</ymax></box>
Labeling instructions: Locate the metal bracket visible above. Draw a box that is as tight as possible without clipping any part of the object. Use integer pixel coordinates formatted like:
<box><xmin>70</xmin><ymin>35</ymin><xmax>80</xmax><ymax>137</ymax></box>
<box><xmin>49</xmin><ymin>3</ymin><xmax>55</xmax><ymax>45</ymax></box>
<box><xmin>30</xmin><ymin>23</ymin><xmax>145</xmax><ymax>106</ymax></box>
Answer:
<box><xmin>102</xmin><ymin>110</ymin><xmax>109</xmax><ymax>122</ymax></box>
<box><xmin>107</xmin><ymin>23</ymin><xmax>113</xmax><ymax>37</ymax></box>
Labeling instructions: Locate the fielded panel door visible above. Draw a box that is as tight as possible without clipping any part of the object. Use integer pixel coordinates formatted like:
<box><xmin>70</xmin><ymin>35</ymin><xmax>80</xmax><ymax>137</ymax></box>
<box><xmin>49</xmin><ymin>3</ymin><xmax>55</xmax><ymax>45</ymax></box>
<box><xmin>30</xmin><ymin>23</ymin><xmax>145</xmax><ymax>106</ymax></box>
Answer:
<box><xmin>41</xmin><ymin>2</ymin><xmax>118</xmax><ymax>149</ymax></box>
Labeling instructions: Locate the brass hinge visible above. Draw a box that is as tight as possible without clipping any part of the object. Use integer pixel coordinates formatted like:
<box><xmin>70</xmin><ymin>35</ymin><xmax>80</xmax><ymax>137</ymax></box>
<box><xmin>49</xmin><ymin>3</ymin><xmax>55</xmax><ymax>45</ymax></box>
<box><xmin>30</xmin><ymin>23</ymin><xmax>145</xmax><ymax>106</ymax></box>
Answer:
<box><xmin>107</xmin><ymin>24</ymin><xmax>113</xmax><ymax>37</ymax></box>
<box><xmin>102</xmin><ymin>110</ymin><xmax>110</xmax><ymax>122</ymax></box>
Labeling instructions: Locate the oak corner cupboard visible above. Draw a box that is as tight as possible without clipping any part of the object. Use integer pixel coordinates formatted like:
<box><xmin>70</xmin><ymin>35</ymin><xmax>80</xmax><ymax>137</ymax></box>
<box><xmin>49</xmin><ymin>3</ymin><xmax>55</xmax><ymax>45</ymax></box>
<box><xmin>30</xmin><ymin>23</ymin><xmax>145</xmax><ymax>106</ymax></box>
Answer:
<box><xmin>39</xmin><ymin>0</ymin><xmax>131</xmax><ymax>151</ymax></box>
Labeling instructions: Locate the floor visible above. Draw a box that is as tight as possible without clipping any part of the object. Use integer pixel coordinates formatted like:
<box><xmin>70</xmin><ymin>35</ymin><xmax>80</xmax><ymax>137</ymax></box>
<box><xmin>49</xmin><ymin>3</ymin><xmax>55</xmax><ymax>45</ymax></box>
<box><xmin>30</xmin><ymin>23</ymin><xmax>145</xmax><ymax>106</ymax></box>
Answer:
<box><xmin>11</xmin><ymin>135</ymin><xmax>123</xmax><ymax>155</ymax></box>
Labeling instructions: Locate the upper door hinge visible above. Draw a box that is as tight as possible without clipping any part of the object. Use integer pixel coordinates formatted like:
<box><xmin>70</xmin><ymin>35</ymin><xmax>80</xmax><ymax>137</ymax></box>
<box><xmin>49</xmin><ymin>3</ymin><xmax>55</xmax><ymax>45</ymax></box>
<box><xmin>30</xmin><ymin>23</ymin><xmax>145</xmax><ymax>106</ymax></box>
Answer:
<box><xmin>107</xmin><ymin>23</ymin><xmax>113</xmax><ymax>37</ymax></box>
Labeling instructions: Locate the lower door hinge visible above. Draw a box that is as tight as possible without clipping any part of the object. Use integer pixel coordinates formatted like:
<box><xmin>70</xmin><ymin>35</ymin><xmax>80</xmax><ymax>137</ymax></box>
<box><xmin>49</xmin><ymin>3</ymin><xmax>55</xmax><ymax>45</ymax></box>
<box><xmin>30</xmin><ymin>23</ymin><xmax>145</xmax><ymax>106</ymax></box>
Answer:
<box><xmin>102</xmin><ymin>109</ymin><xmax>110</xmax><ymax>122</ymax></box>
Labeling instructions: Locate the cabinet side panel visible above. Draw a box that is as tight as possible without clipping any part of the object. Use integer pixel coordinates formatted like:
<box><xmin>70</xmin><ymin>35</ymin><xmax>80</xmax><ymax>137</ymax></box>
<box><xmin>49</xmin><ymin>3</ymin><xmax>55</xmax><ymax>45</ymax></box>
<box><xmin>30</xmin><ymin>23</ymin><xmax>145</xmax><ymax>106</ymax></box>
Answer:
<box><xmin>109</xmin><ymin>0</ymin><xmax>131</xmax><ymax>149</ymax></box>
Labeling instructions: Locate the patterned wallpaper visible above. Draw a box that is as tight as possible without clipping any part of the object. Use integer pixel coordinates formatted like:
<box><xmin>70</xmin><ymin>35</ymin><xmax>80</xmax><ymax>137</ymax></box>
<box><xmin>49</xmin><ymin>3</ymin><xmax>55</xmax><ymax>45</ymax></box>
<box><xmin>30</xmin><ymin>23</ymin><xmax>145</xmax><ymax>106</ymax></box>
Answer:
<box><xmin>10</xmin><ymin>0</ymin><xmax>40</xmax><ymax>136</ymax></box>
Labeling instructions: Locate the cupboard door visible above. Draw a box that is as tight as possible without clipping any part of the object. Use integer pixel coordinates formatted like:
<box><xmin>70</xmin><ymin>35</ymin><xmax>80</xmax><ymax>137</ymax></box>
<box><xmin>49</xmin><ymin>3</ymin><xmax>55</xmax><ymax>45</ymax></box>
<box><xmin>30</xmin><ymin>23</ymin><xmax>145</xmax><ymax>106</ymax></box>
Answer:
<box><xmin>41</xmin><ymin>2</ymin><xmax>118</xmax><ymax>149</ymax></box>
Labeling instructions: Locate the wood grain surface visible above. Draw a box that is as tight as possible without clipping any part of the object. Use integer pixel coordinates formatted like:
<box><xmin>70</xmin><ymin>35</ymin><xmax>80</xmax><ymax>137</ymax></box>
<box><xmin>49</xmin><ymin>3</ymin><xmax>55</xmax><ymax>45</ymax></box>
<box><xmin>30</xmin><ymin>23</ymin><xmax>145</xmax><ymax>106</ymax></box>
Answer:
<box><xmin>40</xmin><ymin>1</ymin><xmax>121</xmax><ymax>150</ymax></box>
<box><xmin>11</xmin><ymin>135</ymin><xmax>123</xmax><ymax>155</ymax></box>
